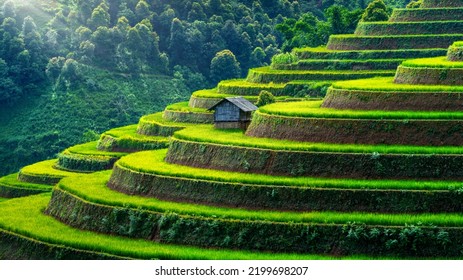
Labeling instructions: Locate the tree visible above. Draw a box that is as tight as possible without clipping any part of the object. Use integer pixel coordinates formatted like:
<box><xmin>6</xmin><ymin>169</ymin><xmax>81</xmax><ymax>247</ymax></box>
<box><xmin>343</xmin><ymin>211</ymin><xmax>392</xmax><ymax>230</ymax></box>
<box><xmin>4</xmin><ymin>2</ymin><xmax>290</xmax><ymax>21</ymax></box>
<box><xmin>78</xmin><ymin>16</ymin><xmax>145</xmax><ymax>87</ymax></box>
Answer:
<box><xmin>250</xmin><ymin>47</ymin><xmax>266</xmax><ymax>67</ymax></box>
<box><xmin>0</xmin><ymin>58</ymin><xmax>19</xmax><ymax>102</ymax></box>
<box><xmin>361</xmin><ymin>0</ymin><xmax>389</xmax><ymax>22</ymax></box>
<box><xmin>326</xmin><ymin>5</ymin><xmax>345</xmax><ymax>34</ymax></box>
<box><xmin>209</xmin><ymin>49</ymin><xmax>240</xmax><ymax>84</ymax></box>
<box><xmin>135</xmin><ymin>0</ymin><xmax>151</xmax><ymax>21</ymax></box>
<box><xmin>88</xmin><ymin>3</ymin><xmax>111</xmax><ymax>30</ymax></box>
<box><xmin>188</xmin><ymin>2</ymin><xmax>207</xmax><ymax>21</ymax></box>
<box><xmin>117</xmin><ymin>2</ymin><xmax>136</xmax><ymax>24</ymax></box>
<box><xmin>1</xmin><ymin>1</ymin><xmax>15</xmax><ymax>19</ymax></box>
<box><xmin>46</xmin><ymin>56</ymin><xmax>66</xmax><ymax>82</ymax></box>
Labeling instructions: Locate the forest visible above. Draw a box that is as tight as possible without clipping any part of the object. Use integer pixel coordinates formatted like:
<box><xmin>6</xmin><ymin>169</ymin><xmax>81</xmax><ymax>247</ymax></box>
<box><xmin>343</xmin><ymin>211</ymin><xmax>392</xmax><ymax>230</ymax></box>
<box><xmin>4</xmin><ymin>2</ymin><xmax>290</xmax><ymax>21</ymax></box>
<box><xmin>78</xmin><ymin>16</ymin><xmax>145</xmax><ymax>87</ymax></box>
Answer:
<box><xmin>0</xmin><ymin>0</ymin><xmax>409</xmax><ymax>175</ymax></box>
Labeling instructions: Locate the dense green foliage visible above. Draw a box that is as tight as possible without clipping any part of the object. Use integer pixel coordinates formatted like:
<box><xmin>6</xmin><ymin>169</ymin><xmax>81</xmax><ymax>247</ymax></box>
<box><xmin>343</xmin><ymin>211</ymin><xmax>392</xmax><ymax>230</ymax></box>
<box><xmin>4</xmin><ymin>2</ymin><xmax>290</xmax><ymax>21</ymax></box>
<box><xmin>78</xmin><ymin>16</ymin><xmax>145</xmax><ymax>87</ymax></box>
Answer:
<box><xmin>361</xmin><ymin>0</ymin><xmax>389</xmax><ymax>22</ymax></box>
<box><xmin>255</xmin><ymin>90</ymin><xmax>276</xmax><ymax>106</ymax></box>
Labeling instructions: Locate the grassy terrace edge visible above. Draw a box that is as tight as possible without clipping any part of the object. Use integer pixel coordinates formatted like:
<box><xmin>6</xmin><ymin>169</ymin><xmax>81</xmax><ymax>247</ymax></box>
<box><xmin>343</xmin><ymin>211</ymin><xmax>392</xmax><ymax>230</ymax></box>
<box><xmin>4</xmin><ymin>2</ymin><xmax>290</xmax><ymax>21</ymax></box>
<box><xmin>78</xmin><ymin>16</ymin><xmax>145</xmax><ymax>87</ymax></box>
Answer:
<box><xmin>58</xmin><ymin>171</ymin><xmax>463</xmax><ymax>227</ymax></box>
<box><xmin>173</xmin><ymin>125</ymin><xmax>463</xmax><ymax>155</ymax></box>
<box><xmin>0</xmin><ymin>173</ymin><xmax>52</xmax><ymax>198</ymax></box>
<box><xmin>331</xmin><ymin>77</ymin><xmax>463</xmax><ymax>92</ymax></box>
<box><xmin>259</xmin><ymin>100</ymin><xmax>463</xmax><ymax>120</ymax></box>
<box><xmin>116</xmin><ymin>149</ymin><xmax>463</xmax><ymax>191</ymax></box>
<box><xmin>18</xmin><ymin>159</ymin><xmax>79</xmax><ymax>185</ymax></box>
<box><xmin>48</xmin><ymin>182</ymin><xmax>463</xmax><ymax>257</ymax></box>
<box><xmin>293</xmin><ymin>47</ymin><xmax>447</xmax><ymax>60</ymax></box>
<box><xmin>0</xmin><ymin>194</ymin><xmax>337</xmax><ymax>260</ymax></box>
<box><xmin>97</xmin><ymin>124</ymin><xmax>170</xmax><ymax>152</ymax></box>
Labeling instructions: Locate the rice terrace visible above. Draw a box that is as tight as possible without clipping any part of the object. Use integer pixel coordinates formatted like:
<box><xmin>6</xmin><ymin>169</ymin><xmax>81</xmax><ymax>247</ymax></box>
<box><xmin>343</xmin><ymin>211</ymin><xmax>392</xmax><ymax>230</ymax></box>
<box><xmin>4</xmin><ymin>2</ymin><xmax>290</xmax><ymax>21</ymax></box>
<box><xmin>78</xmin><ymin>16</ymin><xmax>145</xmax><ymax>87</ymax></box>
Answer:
<box><xmin>4</xmin><ymin>0</ymin><xmax>463</xmax><ymax>260</ymax></box>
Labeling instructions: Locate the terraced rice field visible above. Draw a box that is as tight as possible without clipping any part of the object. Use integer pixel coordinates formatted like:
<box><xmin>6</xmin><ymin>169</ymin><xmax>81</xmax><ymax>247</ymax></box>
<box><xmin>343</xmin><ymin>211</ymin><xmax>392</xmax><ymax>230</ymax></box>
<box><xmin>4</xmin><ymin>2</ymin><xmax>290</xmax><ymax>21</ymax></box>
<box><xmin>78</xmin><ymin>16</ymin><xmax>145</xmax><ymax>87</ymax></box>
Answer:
<box><xmin>3</xmin><ymin>2</ymin><xmax>463</xmax><ymax>260</ymax></box>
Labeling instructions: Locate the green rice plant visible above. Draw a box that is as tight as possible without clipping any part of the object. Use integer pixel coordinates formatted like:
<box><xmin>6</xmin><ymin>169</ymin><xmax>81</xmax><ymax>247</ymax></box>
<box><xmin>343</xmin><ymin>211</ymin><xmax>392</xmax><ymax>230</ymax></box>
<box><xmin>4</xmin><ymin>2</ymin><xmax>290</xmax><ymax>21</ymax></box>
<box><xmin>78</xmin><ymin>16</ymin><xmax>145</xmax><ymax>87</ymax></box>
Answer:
<box><xmin>165</xmin><ymin>102</ymin><xmax>209</xmax><ymax>113</ymax></box>
<box><xmin>191</xmin><ymin>88</ymin><xmax>289</xmax><ymax>101</ymax></box>
<box><xmin>0</xmin><ymin>173</ymin><xmax>52</xmax><ymax>198</ymax></box>
<box><xmin>401</xmin><ymin>56</ymin><xmax>463</xmax><ymax>68</ymax></box>
<box><xmin>97</xmin><ymin>125</ymin><xmax>169</xmax><ymax>152</ymax></box>
<box><xmin>18</xmin><ymin>159</ymin><xmax>79</xmax><ymax>185</ymax></box>
<box><xmin>174</xmin><ymin>124</ymin><xmax>463</xmax><ymax>155</ymax></box>
<box><xmin>65</xmin><ymin>141</ymin><xmax>127</xmax><ymax>157</ymax></box>
<box><xmin>60</xmin><ymin>170</ymin><xmax>463</xmax><ymax>227</ymax></box>
<box><xmin>272</xmin><ymin>58</ymin><xmax>403</xmax><ymax>71</ymax></box>
<box><xmin>332</xmin><ymin>77</ymin><xmax>463</xmax><ymax>92</ymax></box>
<box><xmin>58</xmin><ymin>142</ymin><xmax>127</xmax><ymax>172</ymax></box>
<box><xmin>327</xmin><ymin>34</ymin><xmax>463</xmax><ymax>50</ymax></box>
<box><xmin>356</xmin><ymin>21</ymin><xmax>463</xmax><ymax>36</ymax></box>
<box><xmin>246</xmin><ymin>66</ymin><xmax>395</xmax><ymax>83</ymax></box>
<box><xmin>118</xmin><ymin>149</ymin><xmax>463</xmax><ymax>192</ymax></box>
<box><xmin>390</xmin><ymin>8</ymin><xmax>463</xmax><ymax>22</ymax></box>
<box><xmin>293</xmin><ymin>46</ymin><xmax>446</xmax><ymax>60</ymax></box>
<box><xmin>0</xmin><ymin>194</ymin><xmax>343</xmax><ymax>260</ymax></box>
<box><xmin>163</xmin><ymin>109</ymin><xmax>214</xmax><ymax>124</ymax></box>
<box><xmin>421</xmin><ymin>0</ymin><xmax>462</xmax><ymax>8</ymax></box>
<box><xmin>137</xmin><ymin>112</ymin><xmax>191</xmax><ymax>136</ymax></box>
<box><xmin>217</xmin><ymin>79</ymin><xmax>286</xmax><ymax>95</ymax></box>
<box><xmin>259</xmin><ymin>100</ymin><xmax>463</xmax><ymax>120</ymax></box>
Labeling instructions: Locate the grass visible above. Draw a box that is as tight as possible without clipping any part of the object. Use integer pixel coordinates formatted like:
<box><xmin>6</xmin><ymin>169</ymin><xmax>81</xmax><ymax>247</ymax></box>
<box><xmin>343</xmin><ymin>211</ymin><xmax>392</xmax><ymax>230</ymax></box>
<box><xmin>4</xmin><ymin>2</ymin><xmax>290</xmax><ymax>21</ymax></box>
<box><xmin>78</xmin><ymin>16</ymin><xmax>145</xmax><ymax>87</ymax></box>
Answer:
<box><xmin>401</xmin><ymin>56</ymin><xmax>463</xmax><ymax>68</ymax></box>
<box><xmin>0</xmin><ymin>194</ymin><xmax>346</xmax><ymax>260</ymax></box>
<box><xmin>293</xmin><ymin>46</ymin><xmax>446</xmax><ymax>54</ymax></box>
<box><xmin>332</xmin><ymin>77</ymin><xmax>463</xmax><ymax>92</ymax></box>
<box><xmin>191</xmin><ymin>88</ymin><xmax>290</xmax><ymax>101</ymax></box>
<box><xmin>259</xmin><ymin>100</ymin><xmax>463</xmax><ymax>119</ymax></box>
<box><xmin>192</xmin><ymin>89</ymin><xmax>258</xmax><ymax>101</ymax></box>
<box><xmin>174</xmin><ymin>124</ymin><xmax>463</xmax><ymax>155</ymax></box>
<box><xmin>165</xmin><ymin>102</ymin><xmax>210</xmax><ymax>113</ymax></box>
<box><xmin>64</xmin><ymin>141</ymin><xmax>127</xmax><ymax>157</ymax></box>
<box><xmin>19</xmin><ymin>159</ymin><xmax>79</xmax><ymax>179</ymax></box>
<box><xmin>61</xmin><ymin>170</ymin><xmax>463</xmax><ymax>227</ymax></box>
<box><xmin>138</xmin><ymin>112</ymin><xmax>193</xmax><ymax>128</ymax></box>
<box><xmin>249</xmin><ymin>66</ymin><xmax>395</xmax><ymax>75</ymax></box>
<box><xmin>0</xmin><ymin>198</ymin><xmax>7</xmax><ymax>202</ymax></box>
<box><xmin>101</xmin><ymin>125</ymin><xmax>168</xmax><ymax>142</ymax></box>
<box><xmin>119</xmin><ymin>149</ymin><xmax>463</xmax><ymax>191</ymax></box>
<box><xmin>330</xmin><ymin>34</ymin><xmax>463</xmax><ymax>39</ymax></box>
<box><xmin>218</xmin><ymin>79</ymin><xmax>286</xmax><ymax>90</ymax></box>
<box><xmin>0</xmin><ymin>173</ymin><xmax>52</xmax><ymax>191</ymax></box>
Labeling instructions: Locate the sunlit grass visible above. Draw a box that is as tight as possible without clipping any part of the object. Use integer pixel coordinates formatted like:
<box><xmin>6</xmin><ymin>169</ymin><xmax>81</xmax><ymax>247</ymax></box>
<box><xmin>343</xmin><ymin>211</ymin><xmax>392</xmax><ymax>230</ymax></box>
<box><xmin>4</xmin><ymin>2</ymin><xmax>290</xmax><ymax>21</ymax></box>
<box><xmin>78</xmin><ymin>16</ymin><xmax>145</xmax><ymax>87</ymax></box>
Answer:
<box><xmin>250</xmin><ymin>66</ymin><xmax>395</xmax><ymax>75</ymax></box>
<box><xmin>19</xmin><ymin>159</ymin><xmax>78</xmax><ymax>179</ymax></box>
<box><xmin>165</xmin><ymin>102</ymin><xmax>210</xmax><ymax>113</ymax></box>
<box><xmin>402</xmin><ymin>56</ymin><xmax>463</xmax><ymax>68</ymax></box>
<box><xmin>0</xmin><ymin>194</ymin><xmax>348</xmax><ymax>260</ymax></box>
<box><xmin>0</xmin><ymin>173</ymin><xmax>52</xmax><ymax>191</ymax></box>
<box><xmin>64</xmin><ymin>141</ymin><xmax>127</xmax><ymax>157</ymax></box>
<box><xmin>101</xmin><ymin>125</ymin><xmax>168</xmax><ymax>142</ymax></box>
<box><xmin>332</xmin><ymin>77</ymin><xmax>463</xmax><ymax>92</ymax></box>
<box><xmin>60</xmin><ymin>170</ymin><xmax>463</xmax><ymax>227</ymax></box>
<box><xmin>119</xmin><ymin>149</ymin><xmax>463</xmax><ymax>191</ymax></box>
<box><xmin>174</xmin><ymin>124</ymin><xmax>463</xmax><ymax>155</ymax></box>
<box><xmin>259</xmin><ymin>100</ymin><xmax>463</xmax><ymax>119</ymax></box>
<box><xmin>138</xmin><ymin>112</ymin><xmax>193</xmax><ymax>128</ymax></box>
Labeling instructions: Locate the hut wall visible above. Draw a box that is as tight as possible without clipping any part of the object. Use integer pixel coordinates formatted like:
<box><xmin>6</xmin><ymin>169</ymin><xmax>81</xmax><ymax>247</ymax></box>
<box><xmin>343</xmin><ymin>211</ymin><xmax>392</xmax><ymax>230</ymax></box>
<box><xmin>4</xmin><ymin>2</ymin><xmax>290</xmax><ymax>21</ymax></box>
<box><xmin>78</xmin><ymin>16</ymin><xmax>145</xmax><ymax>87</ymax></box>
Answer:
<box><xmin>214</xmin><ymin>102</ymin><xmax>241</xmax><ymax>122</ymax></box>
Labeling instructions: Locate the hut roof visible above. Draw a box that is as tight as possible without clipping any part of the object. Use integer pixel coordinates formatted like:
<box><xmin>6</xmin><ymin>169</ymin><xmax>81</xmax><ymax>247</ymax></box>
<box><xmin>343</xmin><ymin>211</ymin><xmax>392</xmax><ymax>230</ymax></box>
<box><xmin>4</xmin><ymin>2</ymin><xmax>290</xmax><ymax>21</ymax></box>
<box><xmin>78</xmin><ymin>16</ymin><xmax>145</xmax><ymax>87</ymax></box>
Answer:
<box><xmin>208</xmin><ymin>97</ymin><xmax>258</xmax><ymax>112</ymax></box>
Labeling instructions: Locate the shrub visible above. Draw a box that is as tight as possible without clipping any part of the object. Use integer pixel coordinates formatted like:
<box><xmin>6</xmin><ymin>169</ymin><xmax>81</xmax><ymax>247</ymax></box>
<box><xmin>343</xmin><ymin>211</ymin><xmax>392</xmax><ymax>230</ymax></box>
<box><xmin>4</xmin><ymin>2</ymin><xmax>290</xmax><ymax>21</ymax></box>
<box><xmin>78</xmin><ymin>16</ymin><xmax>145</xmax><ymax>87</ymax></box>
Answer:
<box><xmin>271</xmin><ymin>52</ymin><xmax>298</xmax><ymax>66</ymax></box>
<box><xmin>406</xmin><ymin>0</ymin><xmax>422</xmax><ymax>8</ymax></box>
<box><xmin>361</xmin><ymin>0</ymin><xmax>389</xmax><ymax>22</ymax></box>
<box><xmin>256</xmin><ymin>90</ymin><xmax>276</xmax><ymax>107</ymax></box>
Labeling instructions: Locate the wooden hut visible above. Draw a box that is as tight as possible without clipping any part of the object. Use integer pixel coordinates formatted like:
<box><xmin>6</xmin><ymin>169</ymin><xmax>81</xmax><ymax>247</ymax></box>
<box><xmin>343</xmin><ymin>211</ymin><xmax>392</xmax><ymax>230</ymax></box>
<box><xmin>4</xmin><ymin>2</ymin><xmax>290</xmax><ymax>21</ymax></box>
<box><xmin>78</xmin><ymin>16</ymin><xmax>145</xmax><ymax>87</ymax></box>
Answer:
<box><xmin>209</xmin><ymin>97</ymin><xmax>258</xmax><ymax>129</ymax></box>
